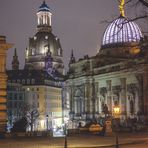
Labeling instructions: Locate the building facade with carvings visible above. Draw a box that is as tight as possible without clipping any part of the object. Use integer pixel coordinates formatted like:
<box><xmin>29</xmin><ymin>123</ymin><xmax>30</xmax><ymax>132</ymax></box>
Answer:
<box><xmin>7</xmin><ymin>1</ymin><xmax>65</xmax><ymax>131</ymax></box>
<box><xmin>65</xmin><ymin>12</ymin><xmax>148</xmax><ymax>126</ymax></box>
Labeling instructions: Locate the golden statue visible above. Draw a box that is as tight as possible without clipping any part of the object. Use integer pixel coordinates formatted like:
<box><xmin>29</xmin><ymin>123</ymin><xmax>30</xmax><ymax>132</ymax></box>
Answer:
<box><xmin>119</xmin><ymin>0</ymin><xmax>125</xmax><ymax>17</ymax></box>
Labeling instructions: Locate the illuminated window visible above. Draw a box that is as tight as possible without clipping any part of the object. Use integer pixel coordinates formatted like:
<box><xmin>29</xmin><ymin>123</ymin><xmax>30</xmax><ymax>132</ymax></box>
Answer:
<box><xmin>34</xmin><ymin>36</ymin><xmax>37</xmax><ymax>40</ymax></box>
<box><xmin>32</xmin><ymin>48</ymin><xmax>35</xmax><ymax>55</ymax></box>
<box><xmin>45</xmin><ymin>36</ymin><xmax>48</xmax><ymax>40</ymax></box>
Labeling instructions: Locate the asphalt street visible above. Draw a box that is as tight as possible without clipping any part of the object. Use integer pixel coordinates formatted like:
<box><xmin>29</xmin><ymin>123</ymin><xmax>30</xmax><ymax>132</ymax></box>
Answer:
<box><xmin>0</xmin><ymin>132</ymin><xmax>148</xmax><ymax>148</ymax></box>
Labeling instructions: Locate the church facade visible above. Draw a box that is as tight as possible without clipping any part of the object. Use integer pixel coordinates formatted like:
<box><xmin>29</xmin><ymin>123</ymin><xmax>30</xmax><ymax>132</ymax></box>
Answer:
<box><xmin>7</xmin><ymin>1</ymin><xmax>65</xmax><ymax>131</ymax></box>
<box><xmin>65</xmin><ymin>3</ymin><xmax>148</xmax><ymax>127</ymax></box>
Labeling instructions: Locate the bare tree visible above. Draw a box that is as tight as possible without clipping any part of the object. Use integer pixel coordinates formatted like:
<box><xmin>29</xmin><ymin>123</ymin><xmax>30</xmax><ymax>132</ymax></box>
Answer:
<box><xmin>25</xmin><ymin>105</ymin><xmax>39</xmax><ymax>132</ymax></box>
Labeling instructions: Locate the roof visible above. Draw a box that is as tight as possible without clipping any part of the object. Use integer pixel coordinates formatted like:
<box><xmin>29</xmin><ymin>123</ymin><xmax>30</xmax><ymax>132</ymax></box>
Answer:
<box><xmin>7</xmin><ymin>69</ymin><xmax>65</xmax><ymax>87</ymax></box>
<box><xmin>38</xmin><ymin>1</ymin><xmax>51</xmax><ymax>12</ymax></box>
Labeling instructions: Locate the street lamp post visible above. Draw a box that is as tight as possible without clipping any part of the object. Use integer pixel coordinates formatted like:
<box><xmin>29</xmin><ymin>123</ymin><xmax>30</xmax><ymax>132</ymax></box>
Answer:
<box><xmin>64</xmin><ymin>123</ymin><xmax>67</xmax><ymax>148</ymax></box>
<box><xmin>46</xmin><ymin>115</ymin><xmax>49</xmax><ymax>131</ymax></box>
<box><xmin>64</xmin><ymin>116</ymin><xmax>69</xmax><ymax>148</ymax></box>
<box><xmin>113</xmin><ymin>106</ymin><xmax>120</xmax><ymax>148</ymax></box>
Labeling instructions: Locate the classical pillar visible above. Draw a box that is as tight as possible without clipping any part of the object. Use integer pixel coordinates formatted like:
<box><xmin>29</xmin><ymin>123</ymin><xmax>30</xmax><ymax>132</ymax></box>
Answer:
<box><xmin>136</xmin><ymin>74</ymin><xmax>144</xmax><ymax>115</ymax></box>
<box><xmin>120</xmin><ymin>78</ymin><xmax>126</xmax><ymax>116</ymax></box>
<box><xmin>0</xmin><ymin>36</ymin><xmax>12</xmax><ymax>133</ymax></box>
<box><xmin>106</xmin><ymin>80</ymin><xmax>111</xmax><ymax>112</ymax></box>
<box><xmin>142</xmin><ymin>71</ymin><xmax>148</xmax><ymax>123</ymax></box>
<box><xmin>84</xmin><ymin>82</ymin><xmax>91</xmax><ymax>118</ymax></box>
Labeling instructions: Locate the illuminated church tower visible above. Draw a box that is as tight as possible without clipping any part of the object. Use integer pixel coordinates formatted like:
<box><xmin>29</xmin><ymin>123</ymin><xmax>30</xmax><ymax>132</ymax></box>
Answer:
<box><xmin>25</xmin><ymin>0</ymin><xmax>64</xmax><ymax>75</ymax></box>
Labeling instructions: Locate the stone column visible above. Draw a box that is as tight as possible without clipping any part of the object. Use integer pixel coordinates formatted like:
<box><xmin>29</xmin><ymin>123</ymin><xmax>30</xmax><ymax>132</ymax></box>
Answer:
<box><xmin>142</xmin><ymin>71</ymin><xmax>148</xmax><ymax>123</ymax></box>
<box><xmin>136</xmin><ymin>74</ymin><xmax>144</xmax><ymax>115</ymax></box>
<box><xmin>85</xmin><ymin>81</ymin><xmax>92</xmax><ymax>119</ymax></box>
<box><xmin>0</xmin><ymin>36</ymin><xmax>12</xmax><ymax>133</ymax></box>
<box><xmin>106</xmin><ymin>80</ymin><xmax>111</xmax><ymax>112</ymax></box>
<box><xmin>120</xmin><ymin>78</ymin><xmax>126</xmax><ymax>116</ymax></box>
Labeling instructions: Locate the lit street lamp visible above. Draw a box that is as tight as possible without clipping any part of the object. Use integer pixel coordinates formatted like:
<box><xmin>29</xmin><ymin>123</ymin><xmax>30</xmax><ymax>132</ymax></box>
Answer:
<box><xmin>113</xmin><ymin>105</ymin><xmax>120</xmax><ymax>148</ymax></box>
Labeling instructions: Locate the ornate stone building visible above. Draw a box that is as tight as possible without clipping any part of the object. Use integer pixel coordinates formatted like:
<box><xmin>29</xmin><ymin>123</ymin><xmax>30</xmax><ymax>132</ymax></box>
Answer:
<box><xmin>0</xmin><ymin>36</ymin><xmax>12</xmax><ymax>133</ymax></box>
<box><xmin>65</xmin><ymin>2</ymin><xmax>148</xmax><ymax>126</ymax></box>
<box><xmin>7</xmin><ymin>1</ymin><xmax>65</xmax><ymax>131</ymax></box>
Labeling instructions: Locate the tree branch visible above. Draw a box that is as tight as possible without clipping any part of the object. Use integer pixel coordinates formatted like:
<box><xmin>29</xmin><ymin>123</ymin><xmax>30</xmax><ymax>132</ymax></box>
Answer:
<box><xmin>139</xmin><ymin>0</ymin><xmax>148</xmax><ymax>7</ymax></box>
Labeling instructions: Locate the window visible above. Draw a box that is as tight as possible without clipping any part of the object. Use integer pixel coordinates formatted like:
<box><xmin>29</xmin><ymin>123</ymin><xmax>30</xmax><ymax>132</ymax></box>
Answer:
<box><xmin>27</xmin><ymin>79</ymin><xmax>30</xmax><ymax>84</ymax></box>
<box><xmin>19</xmin><ymin>95</ymin><xmax>22</xmax><ymax>100</ymax></box>
<box><xmin>14</xmin><ymin>102</ymin><xmax>17</xmax><ymax>108</ymax></box>
<box><xmin>22</xmin><ymin>79</ymin><xmax>25</xmax><ymax>84</ymax></box>
<box><xmin>32</xmin><ymin>79</ymin><xmax>35</xmax><ymax>84</ymax></box>
<box><xmin>14</xmin><ymin>94</ymin><xmax>17</xmax><ymax>100</ymax></box>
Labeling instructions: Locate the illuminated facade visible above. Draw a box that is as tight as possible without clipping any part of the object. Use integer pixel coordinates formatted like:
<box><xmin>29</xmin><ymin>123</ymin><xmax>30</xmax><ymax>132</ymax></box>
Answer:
<box><xmin>0</xmin><ymin>36</ymin><xmax>12</xmax><ymax>133</ymax></box>
<box><xmin>102</xmin><ymin>16</ymin><xmax>143</xmax><ymax>46</ymax></box>
<box><xmin>25</xmin><ymin>1</ymin><xmax>64</xmax><ymax>75</ymax></box>
<box><xmin>7</xmin><ymin>1</ymin><xmax>64</xmax><ymax>131</ymax></box>
<box><xmin>65</xmin><ymin>1</ymin><xmax>148</xmax><ymax>127</ymax></box>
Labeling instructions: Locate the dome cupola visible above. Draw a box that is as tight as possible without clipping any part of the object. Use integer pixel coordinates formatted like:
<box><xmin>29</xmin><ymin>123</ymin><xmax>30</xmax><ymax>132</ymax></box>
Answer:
<box><xmin>102</xmin><ymin>16</ymin><xmax>143</xmax><ymax>46</ymax></box>
<box><xmin>37</xmin><ymin>0</ymin><xmax>52</xmax><ymax>32</ymax></box>
<box><xmin>101</xmin><ymin>0</ymin><xmax>143</xmax><ymax>47</ymax></box>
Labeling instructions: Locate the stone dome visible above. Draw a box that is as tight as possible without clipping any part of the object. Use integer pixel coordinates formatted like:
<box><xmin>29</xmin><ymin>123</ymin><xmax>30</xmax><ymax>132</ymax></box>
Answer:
<box><xmin>30</xmin><ymin>31</ymin><xmax>62</xmax><ymax>57</ymax></box>
<box><xmin>102</xmin><ymin>16</ymin><xmax>143</xmax><ymax>46</ymax></box>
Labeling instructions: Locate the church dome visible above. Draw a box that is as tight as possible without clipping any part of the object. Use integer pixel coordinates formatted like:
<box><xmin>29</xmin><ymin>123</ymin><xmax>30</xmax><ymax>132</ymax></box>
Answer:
<box><xmin>31</xmin><ymin>31</ymin><xmax>62</xmax><ymax>57</ymax></box>
<box><xmin>102</xmin><ymin>16</ymin><xmax>143</xmax><ymax>46</ymax></box>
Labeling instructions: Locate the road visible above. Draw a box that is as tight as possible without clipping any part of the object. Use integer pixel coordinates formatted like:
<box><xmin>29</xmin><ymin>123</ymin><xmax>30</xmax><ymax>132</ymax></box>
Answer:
<box><xmin>0</xmin><ymin>132</ymin><xmax>148</xmax><ymax>148</ymax></box>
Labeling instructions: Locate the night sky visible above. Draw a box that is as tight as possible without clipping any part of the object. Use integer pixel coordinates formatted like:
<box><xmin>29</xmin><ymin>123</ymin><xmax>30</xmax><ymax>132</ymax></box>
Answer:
<box><xmin>0</xmin><ymin>0</ymin><xmax>145</xmax><ymax>70</ymax></box>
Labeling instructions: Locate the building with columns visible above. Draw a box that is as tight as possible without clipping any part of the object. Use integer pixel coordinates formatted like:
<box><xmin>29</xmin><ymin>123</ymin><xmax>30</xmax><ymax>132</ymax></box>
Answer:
<box><xmin>65</xmin><ymin>1</ymin><xmax>148</xmax><ymax>127</ymax></box>
<box><xmin>0</xmin><ymin>36</ymin><xmax>12</xmax><ymax>133</ymax></box>
<box><xmin>7</xmin><ymin>1</ymin><xmax>65</xmax><ymax>131</ymax></box>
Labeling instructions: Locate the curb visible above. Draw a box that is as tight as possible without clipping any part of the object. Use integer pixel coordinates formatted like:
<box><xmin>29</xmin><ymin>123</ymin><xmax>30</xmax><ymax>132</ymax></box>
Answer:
<box><xmin>61</xmin><ymin>140</ymin><xmax>146</xmax><ymax>148</ymax></box>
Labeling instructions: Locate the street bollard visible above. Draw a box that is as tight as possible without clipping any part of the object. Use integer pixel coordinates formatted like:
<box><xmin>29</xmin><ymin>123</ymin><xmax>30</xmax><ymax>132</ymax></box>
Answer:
<box><xmin>64</xmin><ymin>136</ymin><xmax>67</xmax><ymax>148</ymax></box>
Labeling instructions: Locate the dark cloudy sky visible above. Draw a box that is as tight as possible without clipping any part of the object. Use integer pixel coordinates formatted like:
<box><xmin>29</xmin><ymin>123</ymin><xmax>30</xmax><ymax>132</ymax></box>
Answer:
<box><xmin>0</xmin><ymin>0</ymin><xmax>145</xmax><ymax>70</ymax></box>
